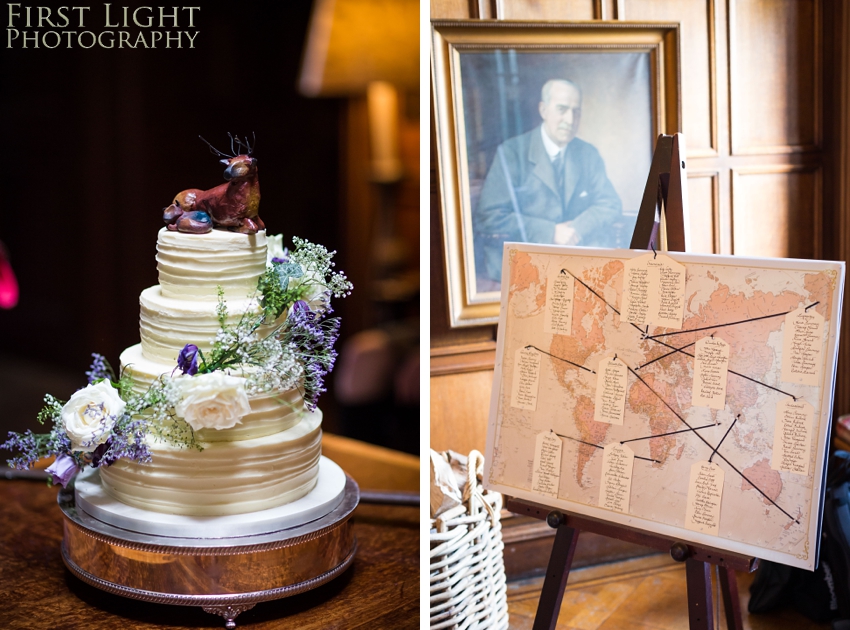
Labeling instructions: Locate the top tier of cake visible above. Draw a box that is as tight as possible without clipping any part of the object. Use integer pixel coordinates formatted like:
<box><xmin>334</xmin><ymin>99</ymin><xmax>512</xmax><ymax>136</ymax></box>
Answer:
<box><xmin>140</xmin><ymin>228</ymin><xmax>269</xmax><ymax>364</ymax></box>
<box><xmin>156</xmin><ymin>228</ymin><xmax>268</xmax><ymax>300</ymax></box>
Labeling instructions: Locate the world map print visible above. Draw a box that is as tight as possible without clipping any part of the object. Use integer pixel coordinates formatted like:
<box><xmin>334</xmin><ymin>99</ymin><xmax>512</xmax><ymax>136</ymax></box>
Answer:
<box><xmin>485</xmin><ymin>244</ymin><xmax>844</xmax><ymax>570</ymax></box>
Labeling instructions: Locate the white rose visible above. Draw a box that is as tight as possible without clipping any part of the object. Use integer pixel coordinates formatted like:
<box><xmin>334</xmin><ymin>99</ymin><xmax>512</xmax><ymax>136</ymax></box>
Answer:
<box><xmin>266</xmin><ymin>233</ymin><xmax>285</xmax><ymax>267</ymax></box>
<box><xmin>175</xmin><ymin>372</ymin><xmax>252</xmax><ymax>431</ymax></box>
<box><xmin>61</xmin><ymin>380</ymin><xmax>126</xmax><ymax>453</ymax></box>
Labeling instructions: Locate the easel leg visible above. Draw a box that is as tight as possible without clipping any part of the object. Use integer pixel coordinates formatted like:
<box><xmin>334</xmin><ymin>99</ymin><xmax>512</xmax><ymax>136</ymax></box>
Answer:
<box><xmin>532</xmin><ymin>522</ymin><xmax>579</xmax><ymax>630</ymax></box>
<box><xmin>718</xmin><ymin>566</ymin><xmax>743</xmax><ymax>630</ymax></box>
<box><xmin>685</xmin><ymin>559</ymin><xmax>714</xmax><ymax>630</ymax></box>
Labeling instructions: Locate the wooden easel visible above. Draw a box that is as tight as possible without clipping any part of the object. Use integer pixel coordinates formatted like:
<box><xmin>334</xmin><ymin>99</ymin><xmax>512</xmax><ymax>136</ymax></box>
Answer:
<box><xmin>512</xmin><ymin>134</ymin><xmax>758</xmax><ymax>630</ymax></box>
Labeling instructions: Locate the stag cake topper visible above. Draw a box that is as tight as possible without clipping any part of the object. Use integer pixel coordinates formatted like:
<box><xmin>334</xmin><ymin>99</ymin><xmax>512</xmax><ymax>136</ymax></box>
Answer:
<box><xmin>163</xmin><ymin>133</ymin><xmax>263</xmax><ymax>234</ymax></box>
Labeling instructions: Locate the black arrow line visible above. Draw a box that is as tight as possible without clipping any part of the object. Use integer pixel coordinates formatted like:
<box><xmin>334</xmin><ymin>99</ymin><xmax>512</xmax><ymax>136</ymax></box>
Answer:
<box><xmin>636</xmin><ymin>341</ymin><xmax>697</xmax><ymax>370</ymax></box>
<box><xmin>561</xmin><ymin>268</ymin><xmax>621</xmax><ymax>315</ymax></box>
<box><xmin>561</xmin><ymin>268</ymin><xmax>650</xmax><ymax>339</ymax></box>
<box><xmin>620</xmin><ymin>422</ymin><xmax>720</xmax><ymax>444</ymax></box>
<box><xmin>525</xmin><ymin>345</ymin><xmax>596</xmax><ymax>374</ymax></box>
<box><xmin>648</xmin><ymin>337</ymin><xmax>798</xmax><ymax>401</ymax></box>
<box><xmin>554</xmin><ymin>432</ymin><xmax>660</xmax><ymax>463</ymax></box>
<box><xmin>709</xmin><ymin>416</ymin><xmax>738</xmax><ymax>463</ymax></box>
<box><xmin>627</xmin><ymin>366</ymin><xmax>798</xmax><ymax>523</ymax></box>
<box><xmin>645</xmin><ymin>305</ymin><xmax>817</xmax><ymax>340</ymax></box>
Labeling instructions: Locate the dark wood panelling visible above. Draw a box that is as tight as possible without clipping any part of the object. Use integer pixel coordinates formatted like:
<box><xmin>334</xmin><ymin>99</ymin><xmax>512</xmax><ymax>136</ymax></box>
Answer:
<box><xmin>500</xmin><ymin>0</ymin><xmax>596</xmax><ymax>19</ymax></box>
<box><xmin>729</xmin><ymin>0</ymin><xmax>820</xmax><ymax>154</ymax></box>
<box><xmin>731</xmin><ymin>166</ymin><xmax>820</xmax><ymax>258</ymax></box>
<box><xmin>627</xmin><ymin>0</ymin><xmax>716</xmax><ymax>156</ymax></box>
<box><xmin>826</xmin><ymin>1</ymin><xmax>850</xmax><ymax>418</ymax></box>
<box><xmin>431</xmin><ymin>341</ymin><xmax>497</xmax><ymax>376</ymax></box>
<box><xmin>430</xmin><ymin>369</ymin><xmax>494</xmax><ymax>454</ymax></box>
<box><xmin>430</xmin><ymin>0</ymin><xmax>473</xmax><ymax>19</ymax></box>
<box><xmin>687</xmin><ymin>172</ymin><xmax>720</xmax><ymax>254</ymax></box>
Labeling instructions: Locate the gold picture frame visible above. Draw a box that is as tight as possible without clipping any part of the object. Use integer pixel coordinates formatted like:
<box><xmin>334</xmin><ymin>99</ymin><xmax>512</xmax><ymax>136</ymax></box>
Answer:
<box><xmin>431</xmin><ymin>20</ymin><xmax>681</xmax><ymax>327</ymax></box>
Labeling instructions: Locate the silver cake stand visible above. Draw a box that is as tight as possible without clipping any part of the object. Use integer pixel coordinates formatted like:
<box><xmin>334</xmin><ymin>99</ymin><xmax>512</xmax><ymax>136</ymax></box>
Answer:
<box><xmin>58</xmin><ymin>475</ymin><xmax>359</xmax><ymax>628</ymax></box>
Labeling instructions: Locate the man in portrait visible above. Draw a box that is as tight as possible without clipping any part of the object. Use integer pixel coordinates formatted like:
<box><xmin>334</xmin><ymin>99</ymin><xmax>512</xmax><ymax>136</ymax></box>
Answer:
<box><xmin>474</xmin><ymin>78</ymin><xmax>622</xmax><ymax>283</ymax></box>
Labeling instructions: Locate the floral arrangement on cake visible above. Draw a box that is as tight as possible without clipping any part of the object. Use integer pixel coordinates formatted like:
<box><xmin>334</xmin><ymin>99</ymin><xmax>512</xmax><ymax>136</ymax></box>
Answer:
<box><xmin>2</xmin><ymin>235</ymin><xmax>352</xmax><ymax>487</ymax></box>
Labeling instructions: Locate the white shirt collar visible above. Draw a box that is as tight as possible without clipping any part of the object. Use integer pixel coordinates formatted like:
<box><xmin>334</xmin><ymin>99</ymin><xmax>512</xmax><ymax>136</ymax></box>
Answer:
<box><xmin>540</xmin><ymin>125</ymin><xmax>564</xmax><ymax>161</ymax></box>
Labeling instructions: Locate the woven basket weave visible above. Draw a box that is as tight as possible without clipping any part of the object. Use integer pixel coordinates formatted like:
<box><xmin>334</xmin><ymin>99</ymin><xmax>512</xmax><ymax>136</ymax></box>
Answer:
<box><xmin>429</xmin><ymin>450</ymin><xmax>508</xmax><ymax>629</ymax></box>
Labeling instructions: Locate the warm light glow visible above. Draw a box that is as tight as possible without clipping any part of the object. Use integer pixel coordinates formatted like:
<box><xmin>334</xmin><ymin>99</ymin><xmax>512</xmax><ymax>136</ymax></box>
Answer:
<box><xmin>368</xmin><ymin>81</ymin><xmax>403</xmax><ymax>182</ymax></box>
<box><xmin>299</xmin><ymin>0</ymin><xmax>419</xmax><ymax>97</ymax></box>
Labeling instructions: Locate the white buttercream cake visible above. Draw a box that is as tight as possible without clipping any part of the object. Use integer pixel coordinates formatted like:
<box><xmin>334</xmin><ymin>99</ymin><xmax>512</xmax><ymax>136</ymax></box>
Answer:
<box><xmin>99</xmin><ymin>228</ymin><xmax>322</xmax><ymax>516</ymax></box>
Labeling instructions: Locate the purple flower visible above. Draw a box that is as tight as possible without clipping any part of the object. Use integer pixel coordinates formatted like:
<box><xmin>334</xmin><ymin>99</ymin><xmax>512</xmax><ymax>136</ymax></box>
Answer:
<box><xmin>89</xmin><ymin>418</ymin><xmax>152</xmax><ymax>469</ymax></box>
<box><xmin>85</xmin><ymin>353</ymin><xmax>114</xmax><ymax>384</ymax></box>
<box><xmin>45</xmin><ymin>454</ymin><xmax>80</xmax><ymax>488</ymax></box>
<box><xmin>177</xmin><ymin>344</ymin><xmax>199</xmax><ymax>375</ymax></box>
<box><xmin>284</xmin><ymin>305</ymin><xmax>341</xmax><ymax>411</ymax></box>
<box><xmin>289</xmin><ymin>300</ymin><xmax>311</xmax><ymax>316</ymax></box>
<box><xmin>271</xmin><ymin>256</ymin><xmax>288</xmax><ymax>264</ymax></box>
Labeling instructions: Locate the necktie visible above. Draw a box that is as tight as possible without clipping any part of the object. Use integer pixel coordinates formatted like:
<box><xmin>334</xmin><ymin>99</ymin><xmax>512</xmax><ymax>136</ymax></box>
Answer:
<box><xmin>553</xmin><ymin>150</ymin><xmax>566</xmax><ymax>214</ymax></box>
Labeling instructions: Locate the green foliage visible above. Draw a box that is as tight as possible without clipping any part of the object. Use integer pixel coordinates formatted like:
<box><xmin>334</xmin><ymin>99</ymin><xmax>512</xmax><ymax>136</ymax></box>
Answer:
<box><xmin>117</xmin><ymin>367</ymin><xmax>137</xmax><ymax>401</ymax></box>
<box><xmin>36</xmin><ymin>394</ymin><xmax>64</xmax><ymax>425</ymax></box>
<box><xmin>258</xmin><ymin>264</ymin><xmax>307</xmax><ymax>322</ymax></box>
<box><xmin>216</xmin><ymin>285</ymin><xmax>228</xmax><ymax>327</ymax></box>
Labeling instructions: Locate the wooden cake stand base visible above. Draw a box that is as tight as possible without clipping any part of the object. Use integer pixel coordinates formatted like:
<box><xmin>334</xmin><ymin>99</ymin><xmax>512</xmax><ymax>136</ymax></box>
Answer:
<box><xmin>58</xmin><ymin>471</ymin><xmax>359</xmax><ymax>628</ymax></box>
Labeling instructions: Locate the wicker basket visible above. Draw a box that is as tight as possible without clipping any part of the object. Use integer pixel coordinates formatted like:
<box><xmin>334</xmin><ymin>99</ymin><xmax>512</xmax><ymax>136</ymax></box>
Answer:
<box><xmin>429</xmin><ymin>450</ymin><xmax>508</xmax><ymax>629</ymax></box>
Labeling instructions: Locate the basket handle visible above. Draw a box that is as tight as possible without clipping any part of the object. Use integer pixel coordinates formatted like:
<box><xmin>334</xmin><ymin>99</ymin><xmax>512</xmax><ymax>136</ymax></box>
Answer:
<box><xmin>464</xmin><ymin>450</ymin><xmax>499</xmax><ymax>525</ymax></box>
<box><xmin>466</xmin><ymin>450</ymin><xmax>484</xmax><ymax>492</ymax></box>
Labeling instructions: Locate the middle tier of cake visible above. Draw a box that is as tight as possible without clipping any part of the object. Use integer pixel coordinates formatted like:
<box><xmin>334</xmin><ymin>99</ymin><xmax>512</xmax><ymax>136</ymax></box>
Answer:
<box><xmin>100</xmin><ymin>344</ymin><xmax>322</xmax><ymax>516</ymax></box>
<box><xmin>138</xmin><ymin>285</ymin><xmax>277</xmax><ymax>365</ymax></box>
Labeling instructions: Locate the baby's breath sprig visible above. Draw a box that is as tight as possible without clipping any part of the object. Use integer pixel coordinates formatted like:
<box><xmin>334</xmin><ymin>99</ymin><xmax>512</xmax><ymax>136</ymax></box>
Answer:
<box><xmin>36</xmin><ymin>394</ymin><xmax>64</xmax><ymax>425</ymax></box>
<box><xmin>215</xmin><ymin>285</ymin><xmax>228</xmax><ymax>327</ymax></box>
<box><xmin>289</xmin><ymin>237</ymin><xmax>353</xmax><ymax>300</ymax></box>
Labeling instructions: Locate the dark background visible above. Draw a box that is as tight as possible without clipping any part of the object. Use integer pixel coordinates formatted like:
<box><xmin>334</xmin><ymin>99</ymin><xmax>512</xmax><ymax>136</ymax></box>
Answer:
<box><xmin>0</xmin><ymin>2</ymin><xmax>396</xmax><ymax>446</ymax></box>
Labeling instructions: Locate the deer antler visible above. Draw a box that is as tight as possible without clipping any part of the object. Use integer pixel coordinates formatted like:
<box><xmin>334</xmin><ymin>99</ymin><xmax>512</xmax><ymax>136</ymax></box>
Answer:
<box><xmin>232</xmin><ymin>132</ymin><xmax>255</xmax><ymax>156</ymax></box>
<box><xmin>198</xmin><ymin>135</ymin><xmax>233</xmax><ymax>158</ymax></box>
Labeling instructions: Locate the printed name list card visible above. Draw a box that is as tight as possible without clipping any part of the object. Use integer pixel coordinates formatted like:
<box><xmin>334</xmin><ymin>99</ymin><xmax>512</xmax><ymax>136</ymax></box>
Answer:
<box><xmin>649</xmin><ymin>255</ymin><xmax>686</xmax><ymax>329</ymax></box>
<box><xmin>621</xmin><ymin>253</ymin><xmax>686</xmax><ymax>329</ymax></box>
<box><xmin>692</xmin><ymin>336</ymin><xmax>730</xmax><ymax>410</ymax></box>
<box><xmin>771</xmin><ymin>398</ymin><xmax>814</xmax><ymax>476</ymax></box>
<box><xmin>531</xmin><ymin>431</ymin><xmax>562</xmax><ymax>498</ymax></box>
<box><xmin>781</xmin><ymin>307</ymin><xmax>824</xmax><ymax>387</ymax></box>
<box><xmin>594</xmin><ymin>356</ymin><xmax>628</xmax><ymax>425</ymax></box>
<box><xmin>684</xmin><ymin>460</ymin><xmax>724</xmax><ymax>536</ymax></box>
<box><xmin>510</xmin><ymin>347</ymin><xmax>541</xmax><ymax>410</ymax></box>
<box><xmin>622</xmin><ymin>254</ymin><xmax>652</xmax><ymax>326</ymax></box>
<box><xmin>543</xmin><ymin>271</ymin><xmax>575</xmax><ymax>336</ymax></box>
<box><xmin>598</xmin><ymin>442</ymin><xmax>635</xmax><ymax>513</ymax></box>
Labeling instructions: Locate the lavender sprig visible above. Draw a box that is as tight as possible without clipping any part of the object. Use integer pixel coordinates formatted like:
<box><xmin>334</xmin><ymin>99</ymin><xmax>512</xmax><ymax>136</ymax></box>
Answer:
<box><xmin>2</xmin><ymin>424</ymin><xmax>74</xmax><ymax>471</ymax></box>
<box><xmin>85</xmin><ymin>353</ymin><xmax>115</xmax><ymax>384</ymax></box>
<box><xmin>282</xmin><ymin>301</ymin><xmax>341</xmax><ymax>411</ymax></box>
<box><xmin>89</xmin><ymin>415</ymin><xmax>153</xmax><ymax>468</ymax></box>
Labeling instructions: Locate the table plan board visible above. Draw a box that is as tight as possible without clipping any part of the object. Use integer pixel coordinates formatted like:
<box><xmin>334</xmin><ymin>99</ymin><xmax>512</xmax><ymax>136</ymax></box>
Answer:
<box><xmin>484</xmin><ymin>243</ymin><xmax>845</xmax><ymax>570</ymax></box>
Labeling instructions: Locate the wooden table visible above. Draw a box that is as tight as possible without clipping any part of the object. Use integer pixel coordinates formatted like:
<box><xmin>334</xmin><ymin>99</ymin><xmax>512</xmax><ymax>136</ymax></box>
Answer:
<box><xmin>0</xmin><ymin>434</ymin><xmax>420</xmax><ymax>629</ymax></box>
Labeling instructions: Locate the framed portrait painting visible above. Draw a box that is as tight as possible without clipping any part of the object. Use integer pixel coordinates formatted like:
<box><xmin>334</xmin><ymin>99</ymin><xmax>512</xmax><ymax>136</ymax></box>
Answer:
<box><xmin>432</xmin><ymin>21</ymin><xmax>681</xmax><ymax>327</ymax></box>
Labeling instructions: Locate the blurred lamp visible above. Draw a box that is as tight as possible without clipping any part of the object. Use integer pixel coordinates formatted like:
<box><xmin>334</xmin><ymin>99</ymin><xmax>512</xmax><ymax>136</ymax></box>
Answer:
<box><xmin>0</xmin><ymin>241</ymin><xmax>18</xmax><ymax>309</ymax></box>
<box><xmin>299</xmin><ymin>0</ymin><xmax>418</xmax><ymax>182</ymax></box>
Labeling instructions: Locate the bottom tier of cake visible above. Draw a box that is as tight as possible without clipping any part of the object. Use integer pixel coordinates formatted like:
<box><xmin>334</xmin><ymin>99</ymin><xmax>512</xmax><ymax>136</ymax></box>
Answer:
<box><xmin>77</xmin><ymin>456</ymin><xmax>345</xmax><ymax>537</ymax></box>
<box><xmin>99</xmin><ymin>409</ymin><xmax>323</xmax><ymax>516</ymax></box>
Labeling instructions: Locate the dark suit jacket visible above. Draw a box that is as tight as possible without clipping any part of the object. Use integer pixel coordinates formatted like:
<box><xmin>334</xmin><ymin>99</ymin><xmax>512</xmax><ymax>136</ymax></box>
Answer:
<box><xmin>474</xmin><ymin>127</ymin><xmax>622</xmax><ymax>281</ymax></box>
